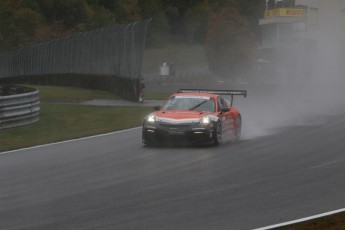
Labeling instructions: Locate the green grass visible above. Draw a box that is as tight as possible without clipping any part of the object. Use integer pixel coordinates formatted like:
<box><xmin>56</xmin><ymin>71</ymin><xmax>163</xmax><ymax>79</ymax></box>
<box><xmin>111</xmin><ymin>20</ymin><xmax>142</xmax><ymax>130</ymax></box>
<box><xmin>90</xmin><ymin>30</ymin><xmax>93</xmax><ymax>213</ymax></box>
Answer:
<box><xmin>23</xmin><ymin>84</ymin><xmax>121</xmax><ymax>102</ymax></box>
<box><xmin>276</xmin><ymin>211</ymin><xmax>345</xmax><ymax>230</ymax></box>
<box><xmin>144</xmin><ymin>91</ymin><xmax>171</xmax><ymax>100</ymax></box>
<box><xmin>142</xmin><ymin>42</ymin><xmax>207</xmax><ymax>74</ymax></box>
<box><xmin>23</xmin><ymin>84</ymin><xmax>170</xmax><ymax>101</ymax></box>
<box><xmin>0</xmin><ymin>103</ymin><xmax>153</xmax><ymax>152</ymax></box>
<box><xmin>0</xmin><ymin>84</ymin><xmax>157</xmax><ymax>152</ymax></box>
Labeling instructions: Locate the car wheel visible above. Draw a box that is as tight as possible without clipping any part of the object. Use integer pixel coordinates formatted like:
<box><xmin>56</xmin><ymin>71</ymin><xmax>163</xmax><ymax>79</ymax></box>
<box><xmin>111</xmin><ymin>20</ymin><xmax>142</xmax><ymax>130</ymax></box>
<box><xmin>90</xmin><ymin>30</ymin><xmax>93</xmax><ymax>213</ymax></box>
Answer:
<box><xmin>142</xmin><ymin>128</ymin><xmax>154</xmax><ymax>147</ymax></box>
<box><xmin>143</xmin><ymin>141</ymin><xmax>154</xmax><ymax>147</ymax></box>
<box><xmin>213</xmin><ymin>121</ymin><xmax>222</xmax><ymax>146</ymax></box>
<box><xmin>142</xmin><ymin>137</ymin><xmax>156</xmax><ymax>147</ymax></box>
<box><xmin>234</xmin><ymin>115</ymin><xmax>242</xmax><ymax>141</ymax></box>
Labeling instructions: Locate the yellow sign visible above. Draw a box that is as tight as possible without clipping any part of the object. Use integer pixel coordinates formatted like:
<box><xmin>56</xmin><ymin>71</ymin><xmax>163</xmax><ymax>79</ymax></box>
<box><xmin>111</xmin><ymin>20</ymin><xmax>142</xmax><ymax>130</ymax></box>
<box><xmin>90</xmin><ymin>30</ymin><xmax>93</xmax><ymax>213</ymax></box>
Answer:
<box><xmin>265</xmin><ymin>8</ymin><xmax>304</xmax><ymax>18</ymax></box>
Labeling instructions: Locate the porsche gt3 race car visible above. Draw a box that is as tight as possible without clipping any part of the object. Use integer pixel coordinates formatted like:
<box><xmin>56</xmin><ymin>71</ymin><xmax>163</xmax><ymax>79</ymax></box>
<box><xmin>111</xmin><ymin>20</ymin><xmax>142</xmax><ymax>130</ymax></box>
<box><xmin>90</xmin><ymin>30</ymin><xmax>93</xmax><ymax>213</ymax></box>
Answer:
<box><xmin>142</xmin><ymin>89</ymin><xmax>247</xmax><ymax>146</ymax></box>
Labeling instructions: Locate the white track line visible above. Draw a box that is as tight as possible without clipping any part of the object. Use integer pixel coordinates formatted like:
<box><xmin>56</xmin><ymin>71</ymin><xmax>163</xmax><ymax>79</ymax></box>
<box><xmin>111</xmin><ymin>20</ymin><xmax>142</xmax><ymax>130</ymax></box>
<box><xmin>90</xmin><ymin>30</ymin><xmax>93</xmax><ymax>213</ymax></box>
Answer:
<box><xmin>253</xmin><ymin>208</ymin><xmax>345</xmax><ymax>230</ymax></box>
<box><xmin>0</xmin><ymin>127</ymin><xmax>141</xmax><ymax>155</ymax></box>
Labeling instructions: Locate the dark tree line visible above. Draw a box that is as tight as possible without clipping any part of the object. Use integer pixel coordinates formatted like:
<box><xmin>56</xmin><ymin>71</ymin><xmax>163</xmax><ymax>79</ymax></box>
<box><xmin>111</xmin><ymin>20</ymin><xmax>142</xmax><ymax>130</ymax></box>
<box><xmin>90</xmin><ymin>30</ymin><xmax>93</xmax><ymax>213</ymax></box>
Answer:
<box><xmin>267</xmin><ymin>0</ymin><xmax>295</xmax><ymax>9</ymax></box>
<box><xmin>0</xmin><ymin>0</ymin><xmax>265</xmax><ymax>51</ymax></box>
<box><xmin>0</xmin><ymin>0</ymin><xmax>266</xmax><ymax>77</ymax></box>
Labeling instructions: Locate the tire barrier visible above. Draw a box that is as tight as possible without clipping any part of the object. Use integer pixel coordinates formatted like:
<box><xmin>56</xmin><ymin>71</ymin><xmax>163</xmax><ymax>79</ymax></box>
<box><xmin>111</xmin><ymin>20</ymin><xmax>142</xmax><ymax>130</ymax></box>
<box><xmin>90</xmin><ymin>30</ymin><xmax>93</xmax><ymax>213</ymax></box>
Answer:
<box><xmin>0</xmin><ymin>85</ymin><xmax>40</xmax><ymax>130</ymax></box>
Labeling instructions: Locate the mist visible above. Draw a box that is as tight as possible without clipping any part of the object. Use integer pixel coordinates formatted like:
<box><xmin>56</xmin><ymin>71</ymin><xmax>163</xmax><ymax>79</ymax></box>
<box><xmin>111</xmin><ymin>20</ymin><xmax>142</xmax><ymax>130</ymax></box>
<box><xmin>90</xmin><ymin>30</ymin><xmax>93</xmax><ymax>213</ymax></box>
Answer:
<box><xmin>240</xmin><ymin>0</ymin><xmax>345</xmax><ymax>140</ymax></box>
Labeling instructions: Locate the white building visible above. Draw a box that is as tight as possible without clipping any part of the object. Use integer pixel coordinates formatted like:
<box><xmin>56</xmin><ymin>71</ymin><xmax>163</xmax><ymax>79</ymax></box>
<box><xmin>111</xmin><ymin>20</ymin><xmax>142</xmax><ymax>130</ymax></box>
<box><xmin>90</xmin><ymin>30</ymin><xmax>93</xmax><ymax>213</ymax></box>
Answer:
<box><xmin>259</xmin><ymin>0</ymin><xmax>345</xmax><ymax>84</ymax></box>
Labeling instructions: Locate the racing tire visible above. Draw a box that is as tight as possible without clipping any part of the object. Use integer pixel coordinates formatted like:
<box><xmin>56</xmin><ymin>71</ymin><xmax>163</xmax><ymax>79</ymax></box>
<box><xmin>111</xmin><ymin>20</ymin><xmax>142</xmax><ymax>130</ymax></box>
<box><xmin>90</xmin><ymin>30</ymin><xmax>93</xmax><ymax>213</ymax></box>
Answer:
<box><xmin>142</xmin><ymin>128</ymin><xmax>155</xmax><ymax>147</ymax></box>
<box><xmin>143</xmin><ymin>142</ymin><xmax>154</xmax><ymax>147</ymax></box>
<box><xmin>213</xmin><ymin>121</ymin><xmax>222</xmax><ymax>146</ymax></box>
<box><xmin>142</xmin><ymin>138</ymin><xmax>156</xmax><ymax>147</ymax></box>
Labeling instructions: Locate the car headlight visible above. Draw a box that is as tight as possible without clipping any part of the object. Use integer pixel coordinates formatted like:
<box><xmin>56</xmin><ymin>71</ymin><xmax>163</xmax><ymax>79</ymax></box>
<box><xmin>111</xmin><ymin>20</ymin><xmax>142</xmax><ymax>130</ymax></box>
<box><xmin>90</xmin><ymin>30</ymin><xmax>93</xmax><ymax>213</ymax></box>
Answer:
<box><xmin>200</xmin><ymin>116</ymin><xmax>211</xmax><ymax>126</ymax></box>
<box><xmin>147</xmin><ymin>114</ymin><xmax>157</xmax><ymax>124</ymax></box>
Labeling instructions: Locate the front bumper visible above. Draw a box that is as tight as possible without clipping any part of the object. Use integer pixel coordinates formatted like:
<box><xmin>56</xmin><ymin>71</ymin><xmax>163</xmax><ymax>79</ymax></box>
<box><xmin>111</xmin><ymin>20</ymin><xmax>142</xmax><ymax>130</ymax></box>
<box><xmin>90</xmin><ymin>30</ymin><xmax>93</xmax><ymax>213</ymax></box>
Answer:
<box><xmin>142</xmin><ymin>122</ymin><xmax>214</xmax><ymax>145</ymax></box>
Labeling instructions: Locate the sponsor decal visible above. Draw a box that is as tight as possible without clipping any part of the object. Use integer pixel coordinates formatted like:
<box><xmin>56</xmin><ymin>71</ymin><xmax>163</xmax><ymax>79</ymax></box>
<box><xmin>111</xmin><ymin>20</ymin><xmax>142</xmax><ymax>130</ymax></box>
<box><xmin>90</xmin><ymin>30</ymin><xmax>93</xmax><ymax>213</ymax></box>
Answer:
<box><xmin>168</xmin><ymin>128</ymin><xmax>184</xmax><ymax>135</ymax></box>
<box><xmin>265</xmin><ymin>8</ymin><xmax>304</xmax><ymax>18</ymax></box>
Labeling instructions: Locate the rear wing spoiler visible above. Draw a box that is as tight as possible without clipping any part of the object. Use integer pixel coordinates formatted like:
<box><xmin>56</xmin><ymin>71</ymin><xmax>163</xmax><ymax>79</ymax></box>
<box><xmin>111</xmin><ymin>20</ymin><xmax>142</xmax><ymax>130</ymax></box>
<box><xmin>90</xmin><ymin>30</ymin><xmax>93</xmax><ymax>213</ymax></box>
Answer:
<box><xmin>177</xmin><ymin>89</ymin><xmax>247</xmax><ymax>106</ymax></box>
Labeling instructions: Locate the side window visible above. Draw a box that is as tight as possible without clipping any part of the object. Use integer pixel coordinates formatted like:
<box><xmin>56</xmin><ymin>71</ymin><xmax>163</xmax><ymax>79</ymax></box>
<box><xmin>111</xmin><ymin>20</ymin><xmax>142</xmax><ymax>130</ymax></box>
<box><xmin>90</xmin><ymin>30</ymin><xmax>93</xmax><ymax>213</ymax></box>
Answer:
<box><xmin>217</xmin><ymin>97</ymin><xmax>227</xmax><ymax>111</ymax></box>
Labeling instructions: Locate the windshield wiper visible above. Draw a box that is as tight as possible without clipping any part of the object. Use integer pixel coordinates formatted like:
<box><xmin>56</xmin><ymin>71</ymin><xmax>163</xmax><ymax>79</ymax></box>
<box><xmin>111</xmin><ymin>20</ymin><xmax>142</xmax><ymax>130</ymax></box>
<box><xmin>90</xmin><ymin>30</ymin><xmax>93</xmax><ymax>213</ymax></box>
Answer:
<box><xmin>188</xmin><ymin>100</ymin><xmax>208</xmax><ymax>111</ymax></box>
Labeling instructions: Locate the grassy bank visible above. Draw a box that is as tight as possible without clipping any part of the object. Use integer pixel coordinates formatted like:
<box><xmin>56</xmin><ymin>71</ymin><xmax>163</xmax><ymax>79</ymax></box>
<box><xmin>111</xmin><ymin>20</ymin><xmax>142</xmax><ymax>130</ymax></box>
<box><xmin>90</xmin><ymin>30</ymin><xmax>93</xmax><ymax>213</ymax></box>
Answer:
<box><xmin>142</xmin><ymin>42</ymin><xmax>207</xmax><ymax>74</ymax></box>
<box><xmin>0</xmin><ymin>103</ymin><xmax>153</xmax><ymax>152</ymax></box>
<box><xmin>24</xmin><ymin>84</ymin><xmax>170</xmax><ymax>101</ymax></box>
<box><xmin>0</xmin><ymin>85</ymin><xmax>157</xmax><ymax>152</ymax></box>
<box><xmin>276</xmin><ymin>211</ymin><xmax>345</xmax><ymax>229</ymax></box>
<box><xmin>24</xmin><ymin>84</ymin><xmax>121</xmax><ymax>102</ymax></box>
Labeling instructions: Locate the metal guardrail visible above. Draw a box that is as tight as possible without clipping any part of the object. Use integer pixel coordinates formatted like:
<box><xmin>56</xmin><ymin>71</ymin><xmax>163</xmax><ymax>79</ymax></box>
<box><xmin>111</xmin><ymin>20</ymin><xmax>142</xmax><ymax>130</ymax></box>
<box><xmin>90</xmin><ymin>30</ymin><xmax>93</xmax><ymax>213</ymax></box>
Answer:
<box><xmin>0</xmin><ymin>85</ymin><xmax>40</xmax><ymax>130</ymax></box>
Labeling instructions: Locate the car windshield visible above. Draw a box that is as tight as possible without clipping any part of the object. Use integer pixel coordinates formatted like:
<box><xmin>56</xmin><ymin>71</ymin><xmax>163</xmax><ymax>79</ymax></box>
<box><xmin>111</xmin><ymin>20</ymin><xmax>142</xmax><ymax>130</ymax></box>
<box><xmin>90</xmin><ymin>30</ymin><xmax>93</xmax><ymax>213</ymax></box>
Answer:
<box><xmin>162</xmin><ymin>96</ymin><xmax>215</xmax><ymax>112</ymax></box>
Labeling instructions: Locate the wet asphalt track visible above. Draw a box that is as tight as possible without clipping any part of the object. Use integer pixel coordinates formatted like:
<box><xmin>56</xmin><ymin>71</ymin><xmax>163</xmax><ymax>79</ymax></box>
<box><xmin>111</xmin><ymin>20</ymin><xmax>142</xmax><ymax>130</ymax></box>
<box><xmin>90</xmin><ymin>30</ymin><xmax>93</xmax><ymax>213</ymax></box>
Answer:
<box><xmin>1</xmin><ymin>112</ymin><xmax>345</xmax><ymax>230</ymax></box>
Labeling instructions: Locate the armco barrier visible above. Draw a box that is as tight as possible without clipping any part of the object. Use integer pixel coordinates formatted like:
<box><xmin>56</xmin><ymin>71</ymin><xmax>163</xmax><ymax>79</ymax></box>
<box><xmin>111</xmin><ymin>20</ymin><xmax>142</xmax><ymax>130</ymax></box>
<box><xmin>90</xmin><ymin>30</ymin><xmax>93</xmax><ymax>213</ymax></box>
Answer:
<box><xmin>0</xmin><ymin>85</ymin><xmax>40</xmax><ymax>130</ymax></box>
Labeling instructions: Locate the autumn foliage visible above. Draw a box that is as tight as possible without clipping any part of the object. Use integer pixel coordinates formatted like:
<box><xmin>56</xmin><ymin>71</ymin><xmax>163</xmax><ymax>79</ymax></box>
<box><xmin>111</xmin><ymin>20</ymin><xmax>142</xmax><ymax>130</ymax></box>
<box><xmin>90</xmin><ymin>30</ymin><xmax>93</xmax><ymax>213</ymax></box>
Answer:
<box><xmin>0</xmin><ymin>0</ymin><xmax>263</xmax><ymax>65</ymax></box>
<box><xmin>206</xmin><ymin>7</ymin><xmax>257</xmax><ymax>77</ymax></box>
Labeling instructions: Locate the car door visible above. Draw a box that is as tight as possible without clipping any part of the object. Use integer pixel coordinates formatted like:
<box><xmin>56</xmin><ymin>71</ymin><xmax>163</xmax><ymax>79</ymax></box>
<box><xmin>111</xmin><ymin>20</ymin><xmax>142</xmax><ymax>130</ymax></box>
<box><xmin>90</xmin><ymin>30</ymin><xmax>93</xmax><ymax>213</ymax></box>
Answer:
<box><xmin>217</xmin><ymin>96</ymin><xmax>232</xmax><ymax>134</ymax></box>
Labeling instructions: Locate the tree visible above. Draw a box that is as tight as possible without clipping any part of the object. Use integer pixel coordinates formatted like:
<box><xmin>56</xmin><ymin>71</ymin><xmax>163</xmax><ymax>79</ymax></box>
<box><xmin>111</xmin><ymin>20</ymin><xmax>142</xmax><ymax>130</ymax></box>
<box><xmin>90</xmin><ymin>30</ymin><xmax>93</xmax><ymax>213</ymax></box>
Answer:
<box><xmin>209</xmin><ymin>0</ymin><xmax>265</xmax><ymax>34</ymax></box>
<box><xmin>113</xmin><ymin>0</ymin><xmax>141</xmax><ymax>23</ymax></box>
<box><xmin>206</xmin><ymin>7</ymin><xmax>256</xmax><ymax>78</ymax></box>
<box><xmin>0</xmin><ymin>0</ymin><xmax>265</xmax><ymax>53</ymax></box>
<box><xmin>88</xmin><ymin>4</ymin><xmax>116</xmax><ymax>29</ymax></box>
<box><xmin>32</xmin><ymin>0</ymin><xmax>91</xmax><ymax>29</ymax></box>
<box><xmin>16</xmin><ymin>8</ymin><xmax>42</xmax><ymax>38</ymax></box>
<box><xmin>162</xmin><ymin>0</ymin><xmax>206</xmax><ymax>36</ymax></box>
<box><xmin>0</xmin><ymin>1</ymin><xmax>21</xmax><ymax>50</ymax></box>
<box><xmin>234</xmin><ymin>0</ymin><xmax>266</xmax><ymax>33</ymax></box>
<box><xmin>53</xmin><ymin>0</ymin><xmax>91</xmax><ymax>28</ymax></box>
<box><xmin>138</xmin><ymin>0</ymin><xmax>169</xmax><ymax>46</ymax></box>
<box><xmin>185</xmin><ymin>0</ymin><xmax>211</xmax><ymax>43</ymax></box>
<box><xmin>163</xmin><ymin>4</ymin><xmax>179</xmax><ymax>34</ymax></box>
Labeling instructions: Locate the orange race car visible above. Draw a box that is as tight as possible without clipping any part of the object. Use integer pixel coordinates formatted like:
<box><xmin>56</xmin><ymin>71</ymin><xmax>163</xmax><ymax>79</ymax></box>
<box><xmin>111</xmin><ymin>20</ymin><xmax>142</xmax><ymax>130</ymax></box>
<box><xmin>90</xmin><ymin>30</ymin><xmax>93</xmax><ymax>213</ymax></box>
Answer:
<box><xmin>142</xmin><ymin>89</ymin><xmax>247</xmax><ymax>146</ymax></box>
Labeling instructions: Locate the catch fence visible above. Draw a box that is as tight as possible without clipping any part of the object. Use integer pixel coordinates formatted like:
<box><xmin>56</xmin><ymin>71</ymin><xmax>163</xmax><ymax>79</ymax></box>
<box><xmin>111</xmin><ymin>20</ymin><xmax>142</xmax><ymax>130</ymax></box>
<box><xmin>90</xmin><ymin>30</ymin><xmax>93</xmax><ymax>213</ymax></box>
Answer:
<box><xmin>0</xmin><ymin>20</ymin><xmax>151</xmax><ymax>101</ymax></box>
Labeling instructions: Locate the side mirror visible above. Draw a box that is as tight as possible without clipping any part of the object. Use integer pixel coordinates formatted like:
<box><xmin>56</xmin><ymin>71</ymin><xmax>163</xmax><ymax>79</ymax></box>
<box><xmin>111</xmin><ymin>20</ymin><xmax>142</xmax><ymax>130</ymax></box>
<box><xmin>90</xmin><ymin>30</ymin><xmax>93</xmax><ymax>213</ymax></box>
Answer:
<box><xmin>153</xmin><ymin>105</ymin><xmax>161</xmax><ymax>111</ymax></box>
<box><xmin>221</xmin><ymin>108</ymin><xmax>230</xmax><ymax>113</ymax></box>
